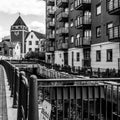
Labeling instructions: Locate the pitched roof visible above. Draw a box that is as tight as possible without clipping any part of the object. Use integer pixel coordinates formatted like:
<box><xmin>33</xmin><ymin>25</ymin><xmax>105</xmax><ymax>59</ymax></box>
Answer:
<box><xmin>31</xmin><ymin>30</ymin><xmax>45</xmax><ymax>39</ymax></box>
<box><xmin>12</xmin><ymin>16</ymin><xmax>27</xmax><ymax>26</ymax></box>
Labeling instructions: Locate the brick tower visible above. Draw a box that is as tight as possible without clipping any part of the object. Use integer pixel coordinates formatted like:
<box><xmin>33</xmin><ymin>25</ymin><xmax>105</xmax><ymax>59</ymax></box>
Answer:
<box><xmin>10</xmin><ymin>15</ymin><xmax>28</xmax><ymax>58</ymax></box>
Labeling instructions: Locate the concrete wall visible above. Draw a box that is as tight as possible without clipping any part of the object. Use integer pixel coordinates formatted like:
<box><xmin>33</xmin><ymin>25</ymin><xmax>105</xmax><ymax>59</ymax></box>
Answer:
<box><xmin>91</xmin><ymin>42</ymin><xmax>120</xmax><ymax>69</ymax></box>
<box><xmin>54</xmin><ymin>51</ymin><xmax>64</xmax><ymax>65</ymax></box>
<box><xmin>68</xmin><ymin>48</ymin><xmax>83</xmax><ymax>67</ymax></box>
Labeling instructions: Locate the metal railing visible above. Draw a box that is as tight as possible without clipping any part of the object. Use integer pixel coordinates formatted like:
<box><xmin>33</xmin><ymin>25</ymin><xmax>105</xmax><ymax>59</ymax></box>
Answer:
<box><xmin>1</xmin><ymin>60</ymin><xmax>120</xmax><ymax>120</ymax></box>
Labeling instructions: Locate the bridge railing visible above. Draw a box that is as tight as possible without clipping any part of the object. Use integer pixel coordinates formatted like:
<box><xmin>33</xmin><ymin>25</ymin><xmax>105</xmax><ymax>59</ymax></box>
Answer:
<box><xmin>1</xmin><ymin>60</ymin><xmax>120</xmax><ymax>120</ymax></box>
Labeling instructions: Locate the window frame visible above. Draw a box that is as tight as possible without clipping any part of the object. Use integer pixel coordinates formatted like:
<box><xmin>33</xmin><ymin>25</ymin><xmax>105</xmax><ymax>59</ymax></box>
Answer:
<box><xmin>96</xmin><ymin>50</ymin><xmax>101</xmax><ymax>62</ymax></box>
<box><xmin>96</xmin><ymin>3</ymin><xmax>101</xmax><ymax>16</ymax></box>
<box><xmin>96</xmin><ymin>26</ymin><xmax>101</xmax><ymax>38</ymax></box>
<box><xmin>76</xmin><ymin>52</ymin><xmax>80</xmax><ymax>61</ymax></box>
<box><xmin>107</xmin><ymin>49</ymin><xmax>112</xmax><ymax>62</ymax></box>
<box><xmin>29</xmin><ymin>41</ymin><xmax>32</xmax><ymax>45</ymax></box>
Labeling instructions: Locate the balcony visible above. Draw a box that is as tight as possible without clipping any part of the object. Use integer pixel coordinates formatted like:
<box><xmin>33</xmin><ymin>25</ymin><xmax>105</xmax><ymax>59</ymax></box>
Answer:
<box><xmin>58</xmin><ymin>27</ymin><xmax>69</xmax><ymax>36</ymax></box>
<box><xmin>47</xmin><ymin>21</ymin><xmax>55</xmax><ymax>29</ymax></box>
<box><xmin>108</xmin><ymin>25</ymin><xmax>120</xmax><ymax>42</ymax></box>
<box><xmin>50</xmin><ymin>46</ymin><xmax>55</xmax><ymax>52</ymax></box>
<box><xmin>57</xmin><ymin>11</ymin><xmax>68</xmax><ymax>22</ymax></box>
<box><xmin>47</xmin><ymin>8</ymin><xmax>55</xmax><ymax>17</ymax></box>
<box><xmin>75</xmin><ymin>37</ymin><xmax>91</xmax><ymax>47</ymax></box>
<box><xmin>57</xmin><ymin>0</ymin><xmax>68</xmax><ymax>8</ymax></box>
<box><xmin>47</xmin><ymin>34</ymin><xmax>55</xmax><ymax>40</ymax></box>
<box><xmin>107</xmin><ymin>0</ymin><xmax>120</xmax><ymax>15</ymax></box>
<box><xmin>76</xmin><ymin>15</ymin><xmax>91</xmax><ymax>29</ymax></box>
<box><xmin>75</xmin><ymin>0</ymin><xmax>91</xmax><ymax>10</ymax></box>
<box><xmin>47</xmin><ymin>0</ymin><xmax>54</xmax><ymax>6</ymax></box>
<box><xmin>58</xmin><ymin>43</ymin><xmax>68</xmax><ymax>50</ymax></box>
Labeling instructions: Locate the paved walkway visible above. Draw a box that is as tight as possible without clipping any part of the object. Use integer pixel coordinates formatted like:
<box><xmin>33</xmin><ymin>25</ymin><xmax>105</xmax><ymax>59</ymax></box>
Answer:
<box><xmin>0</xmin><ymin>65</ymin><xmax>17</xmax><ymax>120</ymax></box>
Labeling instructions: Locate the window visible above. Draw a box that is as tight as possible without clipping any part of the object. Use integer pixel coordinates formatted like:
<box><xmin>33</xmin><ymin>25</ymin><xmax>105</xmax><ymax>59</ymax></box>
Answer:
<box><xmin>96</xmin><ymin>50</ymin><xmax>101</xmax><ymax>61</ymax></box>
<box><xmin>76</xmin><ymin>52</ymin><xmax>80</xmax><ymax>61</ymax></box>
<box><xmin>0</xmin><ymin>47</ymin><xmax>2</xmax><ymax>51</ymax></box>
<box><xmin>29</xmin><ymin>48</ymin><xmax>32</xmax><ymax>51</ymax></box>
<box><xmin>107</xmin><ymin>49</ymin><xmax>112</xmax><ymax>62</ymax></box>
<box><xmin>70</xmin><ymin>3</ymin><xmax>74</xmax><ymax>11</ymax></box>
<box><xmin>70</xmin><ymin>19</ymin><xmax>73</xmax><ymax>27</ymax></box>
<box><xmin>29</xmin><ymin>41</ymin><xmax>32</xmax><ymax>45</ymax></box>
<box><xmin>71</xmin><ymin>36</ymin><xmax>74</xmax><ymax>43</ymax></box>
<box><xmin>106</xmin><ymin>22</ymin><xmax>113</xmax><ymax>35</ymax></box>
<box><xmin>4</xmin><ymin>50</ymin><xmax>7</xmax><ymax>55</ymax></box>
<box><xmin>96</xmin><ymin>4</ymin><xmax>101</xmax><ymax>15</ymax></box>
<box><xmin>96</xmin><ymin>26</ymin><xmax>101</xmax><ymax>38</ymax></box>
<box><xmin>36</xmin><ymin>41</ymin><xmax>39</xmax><ymax>45</ymax></box>
<box><xmin>31</xmin><ymin>35</ymin><xmax>33</xmax><ymax>38</ymax></box>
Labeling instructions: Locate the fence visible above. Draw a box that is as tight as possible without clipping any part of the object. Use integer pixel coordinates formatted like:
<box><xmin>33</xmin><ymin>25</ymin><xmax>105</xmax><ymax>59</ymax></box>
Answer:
<box><xmin>1</xmin><ymin>60</ymin><xmax>120</xmax><ymax>120</ymax></box>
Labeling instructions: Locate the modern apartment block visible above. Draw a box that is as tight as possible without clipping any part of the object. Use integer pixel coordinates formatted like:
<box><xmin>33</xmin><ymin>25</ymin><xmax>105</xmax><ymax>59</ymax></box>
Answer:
<box><xmin>91</xmin><ymin>0</ymin><xmax>120</xmax><ymax>70</ymax></box>
<box><xmin>46</xmin><ymin>0</ymin><xmax>91</xmax><ymax>68</ymax></box>
<box><xmin>46</xmin><ymin>0</ymin><xmax>120</xmax><ymax>70</ymax></box>
<box><xmin>46</xmin><ymin>0</ymin><xmax>56</xmax><ymax>64</ymax></box>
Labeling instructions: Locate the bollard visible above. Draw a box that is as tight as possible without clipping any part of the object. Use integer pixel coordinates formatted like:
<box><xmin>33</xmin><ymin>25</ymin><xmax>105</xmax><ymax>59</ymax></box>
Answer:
<box><xmin>13</xmin><ymin>68</ymin><xmax>19</xmax><ymax>108</ymax></box>
<box><xmin>28</xmin><ymin>75</ymin><xmax>38</xmax><ymax>120</ymax></box>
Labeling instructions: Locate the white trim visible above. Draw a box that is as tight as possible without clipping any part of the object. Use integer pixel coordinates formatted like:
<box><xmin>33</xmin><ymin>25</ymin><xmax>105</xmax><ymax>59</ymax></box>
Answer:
<box><xmin>91</xmin><ymin>41</ymin><xmax>119</xmax><ymax>47</ymax></box>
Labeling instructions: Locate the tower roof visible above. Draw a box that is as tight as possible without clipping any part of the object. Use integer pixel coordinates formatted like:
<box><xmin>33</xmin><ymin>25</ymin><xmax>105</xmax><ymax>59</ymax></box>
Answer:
<box><xmin>12</xmin><ymin>16</ymin><xmax>27</xmax><ymax>26</ymax></box>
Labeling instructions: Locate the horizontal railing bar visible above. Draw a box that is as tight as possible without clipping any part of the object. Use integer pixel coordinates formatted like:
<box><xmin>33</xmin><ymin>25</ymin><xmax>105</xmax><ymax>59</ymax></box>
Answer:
<box><xmin>37</xmin><ymin>78</ymin><xmax>120</xmax><ymax>82</ymax></box>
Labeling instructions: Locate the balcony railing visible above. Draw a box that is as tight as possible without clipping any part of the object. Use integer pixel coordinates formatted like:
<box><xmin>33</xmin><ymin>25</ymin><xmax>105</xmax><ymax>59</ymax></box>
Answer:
<box><xmin>75</xmin><ymin>37</ymin><xmax>91</xmax><ymax>47</ymax></box>
<box><xmin>108</xmin><ymin>25</ymin><xmax>120</xmax><ymax>41</ymax></box>
<box><xmin>57</xmin><ymin>11</ymin><xmax>68</xmax><ymax>22</ymax></box>
<box><xmin>50</xmin><ymin>46</ymin><xmax>55</xmax><ymax>52</ymax></box>
<box><xmin>47</xmin><ymin>34</ymin><xmax>55</xmax><ymax>40</ymax></box>
<box><xmin>76</xmin><ymin>15</ymin><xmax>91</xmax><ymax>29</ymax></box>
<box><xmin>75</xmin><ymin>0</ymin><xmax>91</xmax><ymax>10</ymax></box>
<box><xmin>47</xmin><ymin>21</ymin><xmax>55</xmax><ymax>29</ymax></box>
<box><xmin>107</xmin><ymin>0</ymin><xmax>120</xmax><ymax>15</ymax></box>
<box><xmin>47</xmin><ymin>0</ymin><xmax>54</xmax><ymax>6</ymax></box>
<box><xmin>47</xmin><ymin>8</ymin><xmax>55</xmax><ymax>17</ymax></box>
<box><xmin>58</xmin><ymin>27</ymin><xmax>69</xmax><ymax>35</ymax></box>
<box><xmin>57</xmin><ymin>0</ymin><xmax>68</xmax><ymax>8</ymax></box>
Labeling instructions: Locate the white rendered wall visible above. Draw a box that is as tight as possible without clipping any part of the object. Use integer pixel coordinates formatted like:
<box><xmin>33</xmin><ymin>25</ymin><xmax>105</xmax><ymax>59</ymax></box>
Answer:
<box><xmin>91</xmin><ymin>42</ymin><xmax>120</xmax><ymax>69</ymax></box>
<box><xmin>68</xmin><ymin>48</ymin><xmax>83</xmax><ymax>67</ymax></box>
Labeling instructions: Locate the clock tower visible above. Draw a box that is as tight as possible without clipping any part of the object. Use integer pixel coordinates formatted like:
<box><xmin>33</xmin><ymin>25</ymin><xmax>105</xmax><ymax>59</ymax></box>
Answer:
<box><xmin>10</xmin><ymin>15</ymin><xmax>28</xmax><ymax>58</ymax></box>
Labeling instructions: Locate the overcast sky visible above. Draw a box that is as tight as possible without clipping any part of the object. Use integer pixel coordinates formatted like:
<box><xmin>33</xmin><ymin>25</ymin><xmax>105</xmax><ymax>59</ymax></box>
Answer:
<box><xmin>0</xmin><ymin>0</ymin><xmax>46</xmax><ymax>41</ymax></box>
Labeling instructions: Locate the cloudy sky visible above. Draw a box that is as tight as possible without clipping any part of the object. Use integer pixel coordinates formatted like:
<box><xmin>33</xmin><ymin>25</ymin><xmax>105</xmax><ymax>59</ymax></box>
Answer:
<box><xmin>0</xmin><ymin>0</ymin><xmax>46</xmax><ymax>41</ymax></box>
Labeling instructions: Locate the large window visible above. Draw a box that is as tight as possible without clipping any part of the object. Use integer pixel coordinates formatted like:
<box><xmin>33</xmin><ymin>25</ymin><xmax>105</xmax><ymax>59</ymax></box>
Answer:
<box><xmin>76</xmin><ymin>52</ymin><xmax>80</xmax><ymax>61</ymax></box>
<box><xmin>36</xmin><ymin>41</ymin><xmax>39</xmax><ymax>45</ymax></box>
<box><xmin>71</xmin><ymin>36</ymin><xmax>74</xmax><ymax>43</ymax></box>
<box><xmin>29</xmin><ymin>41</ymin><xmax>32</xmax><ymax>45</ymax></box>
<box><xmin>96</xmin><ymin>26</ymin><xmax>101</xmax><ymax>38</ymax></box>
<box><xmin>70</xmin><ymin>3</ymin><xmax>74</xmax><ymax>11</ymax></box>
<box><xmin>96</xmin><ymin>50</ymin><xmax>101</xmax><ymax>62</ymax></box>
<box><xmin>96</xmin><ymin>4</ymin><xmax>101</xmax><ymax>15</ymax></box>
<box><xmin>107</xmin><ymin>49</ymin><xmax>112</xmax><ymax>62</ymax></box>
<box><xmin>106</xmin><ymin>22</ymin><xmax>113</xmax><ymax>35</ymax></box>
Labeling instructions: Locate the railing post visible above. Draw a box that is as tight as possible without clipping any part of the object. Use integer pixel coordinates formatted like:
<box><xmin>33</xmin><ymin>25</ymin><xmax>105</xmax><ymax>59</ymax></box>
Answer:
<box><xmin>17</xmin><ymin>71</ymin><xmax>26</xmax><ymax>120</ymax></box>
<box><xmin>13</xmin><ymin>68</ymin><xmax>19</xmax><ymax>108</ymax></box>
<box><xmin>28</xmin><ymin>75</ymin><xmax>38</xmax><ymax>120</ymax></box>
<box><xmin>11</xmin><ymin>66</ymin><xmax>15</xmax><ymax>97</ymax></box>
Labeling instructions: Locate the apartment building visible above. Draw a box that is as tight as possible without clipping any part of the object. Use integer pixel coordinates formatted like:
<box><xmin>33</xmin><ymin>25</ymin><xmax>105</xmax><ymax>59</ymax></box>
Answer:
<box><xmin>46</xmin><ymin>0</ymin><xmax>56</xmax><ymax>64</ymax></box>
<box><xmin>46</xmin><ymin>0</ymin><xmax>91</xmax><ymax>67</ymax></box>
<box><xmin>91</xmin><ymin>0</ymin><xmax>120</xmax><ymax>70</ymax></box>
<box><xmin>46</xmin><ymin>0</ymin><xmax>120</xmax><ymax>70</ymax></box>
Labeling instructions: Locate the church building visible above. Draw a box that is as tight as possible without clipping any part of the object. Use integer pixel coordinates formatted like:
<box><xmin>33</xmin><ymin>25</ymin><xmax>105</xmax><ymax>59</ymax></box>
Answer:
<box><xmin>10</xmin><ymin>15</ymin><xmax>29</xmax><ymax>58</ymax></box>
